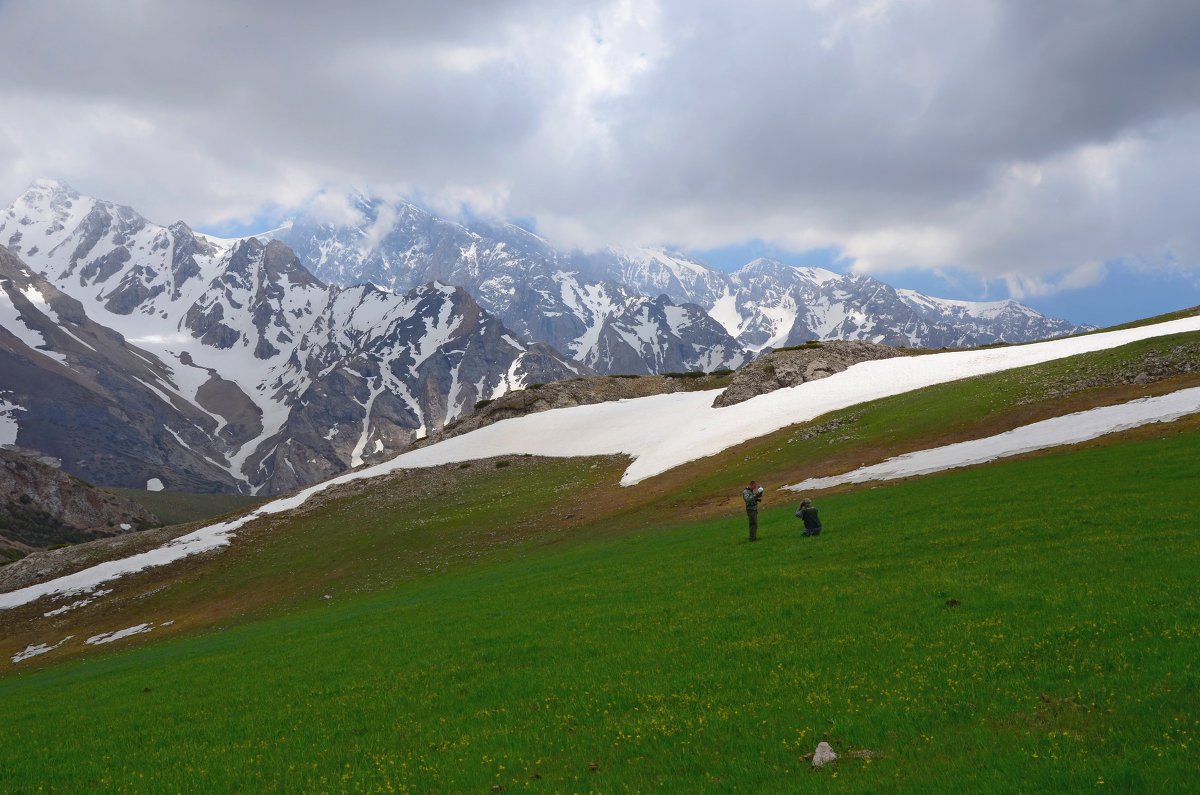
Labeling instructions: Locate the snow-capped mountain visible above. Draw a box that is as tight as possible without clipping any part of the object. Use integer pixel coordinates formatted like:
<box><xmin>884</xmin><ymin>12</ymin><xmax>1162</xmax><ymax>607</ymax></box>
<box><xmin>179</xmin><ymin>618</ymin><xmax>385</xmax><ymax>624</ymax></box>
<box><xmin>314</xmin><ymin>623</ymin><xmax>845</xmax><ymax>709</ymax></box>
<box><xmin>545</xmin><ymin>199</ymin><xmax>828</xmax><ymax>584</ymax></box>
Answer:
<box><xmin>0</xmin><ymin>181</ymin><xmax>583</xmax><ymax>494</ymax></box>
<box><xmin>271</xmin><ymin>193</ymin><xmax>1088</xmax><ymax>363</ymax></box>
<box><xmin>271</xmin><ymin>196</ymin><xmax>749</xmax><ymax>374</ymax></box>
<box><xmin>614</xmin><ymin>255</ymin><xmax>1089</xmax><ymax>351</ymax></box>
<box><xmin>0</xmin><ymin>244</ymin><xmax>246</xmax><ymax>492</ymax></box>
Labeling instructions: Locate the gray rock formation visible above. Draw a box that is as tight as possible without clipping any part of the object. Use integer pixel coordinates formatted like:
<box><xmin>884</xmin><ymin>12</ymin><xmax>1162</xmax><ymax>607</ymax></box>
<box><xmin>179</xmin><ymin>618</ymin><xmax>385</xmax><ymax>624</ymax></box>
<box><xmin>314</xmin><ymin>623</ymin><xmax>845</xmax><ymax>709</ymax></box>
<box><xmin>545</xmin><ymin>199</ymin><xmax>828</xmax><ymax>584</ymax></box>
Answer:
<box><xmin>812</xmin><ymin>742</ymin><xmax>838</xmax><ymax>768</ymax></box>
<box><xmin>712</xmin><ymin>341</ymin><xmax>913</xmax><ymax>407</ymax></box>
<box><xmin>0</xmin><ymin>246</ymin><xmax>253</xmax><ymax>492</ymax></box>
<box><xmin>0</xmin><ymin>448</ymin><xmax>157</xmax><ymax>563</ymax></box>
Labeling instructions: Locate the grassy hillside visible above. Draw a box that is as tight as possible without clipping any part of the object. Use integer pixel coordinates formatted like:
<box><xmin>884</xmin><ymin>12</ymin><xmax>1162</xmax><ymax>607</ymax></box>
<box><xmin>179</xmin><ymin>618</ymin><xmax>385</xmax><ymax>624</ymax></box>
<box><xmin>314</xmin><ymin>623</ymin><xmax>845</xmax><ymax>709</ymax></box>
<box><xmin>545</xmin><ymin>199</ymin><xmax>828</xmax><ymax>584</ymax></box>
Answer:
<box><xmin>101</xmin><ymin>487</ymin><xmax>268</xmax><ymax>527</ymax></box>
<box><xmin>2</xmin><ymin>424</ymin><xmax>1198</xmax><ymax>792</ymax></box>
<box><xmin>2</xmin><ymin>323</ymin><xmax>1199</xmax><ymax>792</ymax></box>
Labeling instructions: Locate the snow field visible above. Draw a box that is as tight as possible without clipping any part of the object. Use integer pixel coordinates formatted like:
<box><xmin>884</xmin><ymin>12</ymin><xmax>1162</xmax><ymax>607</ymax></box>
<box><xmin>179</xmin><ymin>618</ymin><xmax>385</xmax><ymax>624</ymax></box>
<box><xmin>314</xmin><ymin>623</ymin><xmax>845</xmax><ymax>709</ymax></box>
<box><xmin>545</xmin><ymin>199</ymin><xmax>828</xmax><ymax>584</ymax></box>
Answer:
<box><xmin>386</xmin><ymin>314</ymin><xmax>1200</xmax><ymax>485</ymax></box>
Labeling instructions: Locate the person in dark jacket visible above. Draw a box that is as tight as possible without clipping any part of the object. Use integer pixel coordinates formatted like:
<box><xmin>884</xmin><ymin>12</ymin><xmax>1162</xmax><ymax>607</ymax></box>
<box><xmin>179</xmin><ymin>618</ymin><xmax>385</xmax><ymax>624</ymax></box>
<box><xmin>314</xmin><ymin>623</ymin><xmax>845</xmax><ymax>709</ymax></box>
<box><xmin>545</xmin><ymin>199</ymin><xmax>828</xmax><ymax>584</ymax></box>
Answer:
<box><xmin>797</xmin><ymin>498</ymin><xmax>822</xmax><ymax>536</ymax></box>
<box><xmin>742</xmin><ymin>480</ymin><xmax>765</xmax><ymax>541</ymax></box>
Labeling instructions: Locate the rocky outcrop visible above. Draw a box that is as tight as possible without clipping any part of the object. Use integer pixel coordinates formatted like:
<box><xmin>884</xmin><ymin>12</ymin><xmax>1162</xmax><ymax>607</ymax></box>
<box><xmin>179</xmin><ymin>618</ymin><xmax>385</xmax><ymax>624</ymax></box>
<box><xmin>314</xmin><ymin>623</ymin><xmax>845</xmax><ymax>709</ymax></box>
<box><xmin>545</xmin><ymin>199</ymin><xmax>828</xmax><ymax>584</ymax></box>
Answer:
<box><xmin>425</xmin><ymin>341</ymin><xmax>910</xmax><ymax>440</ymax></box>
<box><xmin>712</xmin><ymin>341</ymin><xmax>913</xmax><ymax>407</ymax></box>
<box><xmin>0</xmin><ymin>448</ymin><xmax>158</xmax><ymax>563</ymax></box>
<box><xmin>1016</xmin><ymin>335</ymin><xmax>1200</xmax><ymax>404</ymax></box>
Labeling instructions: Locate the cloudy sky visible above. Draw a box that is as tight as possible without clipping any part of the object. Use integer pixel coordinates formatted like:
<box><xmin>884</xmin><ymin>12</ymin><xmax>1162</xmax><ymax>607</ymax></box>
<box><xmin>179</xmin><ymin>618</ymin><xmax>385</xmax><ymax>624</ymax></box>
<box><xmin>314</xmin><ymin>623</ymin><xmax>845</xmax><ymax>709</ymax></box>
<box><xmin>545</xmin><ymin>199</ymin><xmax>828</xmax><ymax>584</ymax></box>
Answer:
<box><xmin>2</xmin><ymin>0</ymin><xmax>1198</xmax><ymax>325</ymax></box>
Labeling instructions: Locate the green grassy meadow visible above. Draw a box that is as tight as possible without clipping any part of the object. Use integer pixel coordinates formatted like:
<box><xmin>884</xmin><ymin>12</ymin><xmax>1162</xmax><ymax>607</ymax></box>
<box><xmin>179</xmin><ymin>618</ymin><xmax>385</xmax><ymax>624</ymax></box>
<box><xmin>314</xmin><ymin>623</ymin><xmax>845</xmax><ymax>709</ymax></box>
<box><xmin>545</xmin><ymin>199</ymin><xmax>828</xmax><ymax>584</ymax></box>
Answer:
<box><xmin>2</xmin><ymin>424</ymin><xmax>1199</xmax><ymax>792</ymax></box>
<box><xmin>2</xmin><ymin>324</ymin><xmax>1200</xmax><ymax>793</ymax></box>
<box><xmin>101</xmin><ymin>487</ymin><xmax>269</xmax><ymax>527</ymax></box>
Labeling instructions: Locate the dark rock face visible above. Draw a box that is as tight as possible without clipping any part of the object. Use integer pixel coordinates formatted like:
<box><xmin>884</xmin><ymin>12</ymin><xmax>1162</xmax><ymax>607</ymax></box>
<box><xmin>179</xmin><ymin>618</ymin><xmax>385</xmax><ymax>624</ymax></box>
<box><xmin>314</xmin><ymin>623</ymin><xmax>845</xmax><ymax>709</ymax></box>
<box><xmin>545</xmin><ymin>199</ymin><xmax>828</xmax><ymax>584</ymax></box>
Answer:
<box><xmin>0</xmin><ymin>448</ymin><xmax>157</xmax><ymax>563</ymax></box>
<box><xmin>712</xmin><ymin>341</ymin><xmax>913</xmax><ymax>407</ymax></box>
<box><xmin>252</xmin><ymin>283</ymin><xmax>587</xmax><ymax>494</ymax></box>
<box><xmin>0</xmin><ymin>246</ymin><xmax>248</xmax><ymax>491</ymax></box>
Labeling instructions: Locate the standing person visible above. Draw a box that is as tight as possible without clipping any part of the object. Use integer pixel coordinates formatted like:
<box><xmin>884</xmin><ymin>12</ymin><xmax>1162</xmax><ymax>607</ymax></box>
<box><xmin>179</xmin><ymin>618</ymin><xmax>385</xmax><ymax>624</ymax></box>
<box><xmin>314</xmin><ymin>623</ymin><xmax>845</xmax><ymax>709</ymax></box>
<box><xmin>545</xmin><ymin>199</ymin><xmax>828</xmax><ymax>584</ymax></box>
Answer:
<box><xmin>742</xmin><ymin>480</ymin><xmax>765</xmax><ymax>541</ymax></box>
<box><xmin>797</xmin><ymin>498</ymin><xmax>822</xmax><ymax>536</ymax></box>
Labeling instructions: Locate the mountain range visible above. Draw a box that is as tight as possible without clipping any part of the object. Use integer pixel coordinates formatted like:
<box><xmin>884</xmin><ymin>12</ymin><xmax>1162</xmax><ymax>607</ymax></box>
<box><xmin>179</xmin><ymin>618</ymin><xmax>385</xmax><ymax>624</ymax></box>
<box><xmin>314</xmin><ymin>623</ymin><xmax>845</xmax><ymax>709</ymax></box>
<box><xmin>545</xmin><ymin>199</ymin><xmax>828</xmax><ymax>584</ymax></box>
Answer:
<box><xmin>0</xmin><ymin>181</ymin><xmax>581</xmax><ymax>494</ymax></box>
<box><xmin>271</xmin><ymin>193</ymin><xmax>1089</xmax><ymax>362</ymax></box>
<box><xmin>1</xmin><ymin>179</ymin><xmax>1089</xmax><ymax>495</ymax></box>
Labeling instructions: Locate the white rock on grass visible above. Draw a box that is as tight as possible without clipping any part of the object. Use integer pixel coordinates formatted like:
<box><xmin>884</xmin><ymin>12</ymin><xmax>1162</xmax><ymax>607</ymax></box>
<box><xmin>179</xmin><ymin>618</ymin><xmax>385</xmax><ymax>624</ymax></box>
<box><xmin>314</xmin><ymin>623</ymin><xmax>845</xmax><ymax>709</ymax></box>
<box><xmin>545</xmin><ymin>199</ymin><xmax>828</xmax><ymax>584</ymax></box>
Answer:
<box><xmin>812</xmin><ymin>742</ymin><xmax>838</xmax><ymax>768</ymax></box>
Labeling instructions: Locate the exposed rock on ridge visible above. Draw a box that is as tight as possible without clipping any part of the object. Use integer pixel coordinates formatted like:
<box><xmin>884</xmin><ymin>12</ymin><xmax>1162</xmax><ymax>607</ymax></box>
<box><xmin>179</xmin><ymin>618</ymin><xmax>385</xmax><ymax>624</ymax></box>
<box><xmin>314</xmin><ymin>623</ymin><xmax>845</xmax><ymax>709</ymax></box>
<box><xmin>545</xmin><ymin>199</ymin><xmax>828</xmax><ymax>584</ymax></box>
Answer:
<box><xmin>0</xmin><ymin>448</ymin><xmax>157</xmax><ymax>563</ymax></box>
<box><xmin>712</xmin><ymin>341</ymin><xmax>914</xmax><ymax>407</ymax></box>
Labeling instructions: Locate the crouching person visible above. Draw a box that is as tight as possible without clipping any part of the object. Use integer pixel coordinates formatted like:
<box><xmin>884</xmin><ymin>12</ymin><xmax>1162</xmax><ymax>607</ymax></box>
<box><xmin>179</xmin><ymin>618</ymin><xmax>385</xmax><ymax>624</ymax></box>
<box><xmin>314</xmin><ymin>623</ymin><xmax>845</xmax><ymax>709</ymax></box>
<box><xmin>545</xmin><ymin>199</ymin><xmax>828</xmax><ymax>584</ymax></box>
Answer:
<box><xmin>796</xmin><ymin>498</ymin><xmax>822</xmax><ymax>537</ymax></box>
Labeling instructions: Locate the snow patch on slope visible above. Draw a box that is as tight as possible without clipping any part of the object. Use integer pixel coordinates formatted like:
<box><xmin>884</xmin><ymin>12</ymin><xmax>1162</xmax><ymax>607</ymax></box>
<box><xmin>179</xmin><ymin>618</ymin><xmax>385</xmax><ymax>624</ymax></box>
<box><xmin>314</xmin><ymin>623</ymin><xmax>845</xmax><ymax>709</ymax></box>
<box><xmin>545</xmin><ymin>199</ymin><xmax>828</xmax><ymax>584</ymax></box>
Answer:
<box><xmin>0</xmin><ymin>282</ymin><xmax>68</xmax><ymax>365</ymax></box>
<box><xmin>785</xmin><ymin>386</ymin><xmax>1200</xmax><ymax>492</ymax></box>
<box><xmin>0</xmin><ymin>393</ymin><xmax>25</xmax><ymax>445</ymax></box>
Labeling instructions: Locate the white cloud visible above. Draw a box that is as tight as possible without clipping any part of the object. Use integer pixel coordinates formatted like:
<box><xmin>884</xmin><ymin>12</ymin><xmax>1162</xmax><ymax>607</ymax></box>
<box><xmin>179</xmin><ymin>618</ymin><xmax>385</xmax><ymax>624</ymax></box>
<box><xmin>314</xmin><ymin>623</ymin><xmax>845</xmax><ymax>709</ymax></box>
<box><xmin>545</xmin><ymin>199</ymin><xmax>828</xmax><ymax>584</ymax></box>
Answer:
<box><xmin>305</xmin><ymin>190</ymin><xmax>367</xmax><ymax>228</ymax></box>
<box><xmin>0</xmin><ymin>0</ymin><xmax>1198</xmax><ymax>298</ymax></box>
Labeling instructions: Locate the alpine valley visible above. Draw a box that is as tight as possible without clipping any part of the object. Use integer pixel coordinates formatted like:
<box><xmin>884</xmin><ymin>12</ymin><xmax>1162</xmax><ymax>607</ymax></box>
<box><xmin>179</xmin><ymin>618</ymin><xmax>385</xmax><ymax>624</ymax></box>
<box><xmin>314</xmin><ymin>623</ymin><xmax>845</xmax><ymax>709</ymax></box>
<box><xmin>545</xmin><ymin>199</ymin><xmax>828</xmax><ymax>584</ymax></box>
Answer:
<box><xmin>1</xmin><ymin>180</ymin><xmax>1088</xmax><ymax>495</ymax></box>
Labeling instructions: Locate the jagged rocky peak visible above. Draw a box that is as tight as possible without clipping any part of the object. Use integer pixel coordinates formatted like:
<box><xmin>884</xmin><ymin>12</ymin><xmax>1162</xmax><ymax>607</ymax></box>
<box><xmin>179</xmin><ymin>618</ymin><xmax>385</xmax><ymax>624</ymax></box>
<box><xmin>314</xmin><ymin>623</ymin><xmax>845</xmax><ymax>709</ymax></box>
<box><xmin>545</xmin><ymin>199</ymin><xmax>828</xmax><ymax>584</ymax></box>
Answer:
<box><xmin>18</xmin><ymin>177</ymin><xmax>82</xmax><ymax>209</ymax></box>
<box><xmin>740</xmin><ymin>256</ymin><xmax>792</xmax><ymax>276</ymax></box>
<box><xmin>270</xmin><ymin>188</ymin><xmax>1088</xmax><ymax>375</ymax></box>
<box><xmin>224</xmin><ymin>237</ymin><xmax>326</xmax><ymax>291</ymax></box>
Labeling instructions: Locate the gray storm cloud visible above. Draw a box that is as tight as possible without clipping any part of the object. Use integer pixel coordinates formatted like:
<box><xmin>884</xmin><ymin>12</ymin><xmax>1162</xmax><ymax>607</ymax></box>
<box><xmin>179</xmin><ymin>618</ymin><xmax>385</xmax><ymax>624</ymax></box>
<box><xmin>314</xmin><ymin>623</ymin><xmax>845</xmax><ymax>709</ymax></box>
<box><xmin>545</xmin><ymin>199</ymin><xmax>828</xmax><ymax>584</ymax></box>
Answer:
<box><xmin>1</xmin><ymin>0</ymin><xmax>1198</xmax><ymax>295</ymax></box>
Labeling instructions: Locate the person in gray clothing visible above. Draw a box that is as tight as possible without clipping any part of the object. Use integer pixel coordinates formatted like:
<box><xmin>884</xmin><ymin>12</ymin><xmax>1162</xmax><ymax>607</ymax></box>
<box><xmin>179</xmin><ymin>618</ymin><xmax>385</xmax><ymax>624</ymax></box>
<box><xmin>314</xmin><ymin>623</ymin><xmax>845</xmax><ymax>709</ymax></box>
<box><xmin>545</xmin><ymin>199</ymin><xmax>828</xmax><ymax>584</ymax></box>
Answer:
<box><xmin>796</xmin><ymin>498</ymin><xmax>822</xmax><ymax>536</ymax></box>
<box><xmin>742</xmin><ymin>480</ymin><xmax>765</xmax><ymax>541</ymax></box>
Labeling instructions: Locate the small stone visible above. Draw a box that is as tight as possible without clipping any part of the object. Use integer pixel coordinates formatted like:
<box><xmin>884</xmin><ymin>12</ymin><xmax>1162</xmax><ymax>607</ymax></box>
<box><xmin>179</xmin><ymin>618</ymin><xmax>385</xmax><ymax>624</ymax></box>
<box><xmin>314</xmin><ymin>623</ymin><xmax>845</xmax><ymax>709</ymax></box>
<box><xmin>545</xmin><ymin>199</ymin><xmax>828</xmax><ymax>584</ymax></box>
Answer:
<box><xmin>812</xmin><ymin>741</ymin><xmax>838</xmax><ymax>768</ymax></box>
